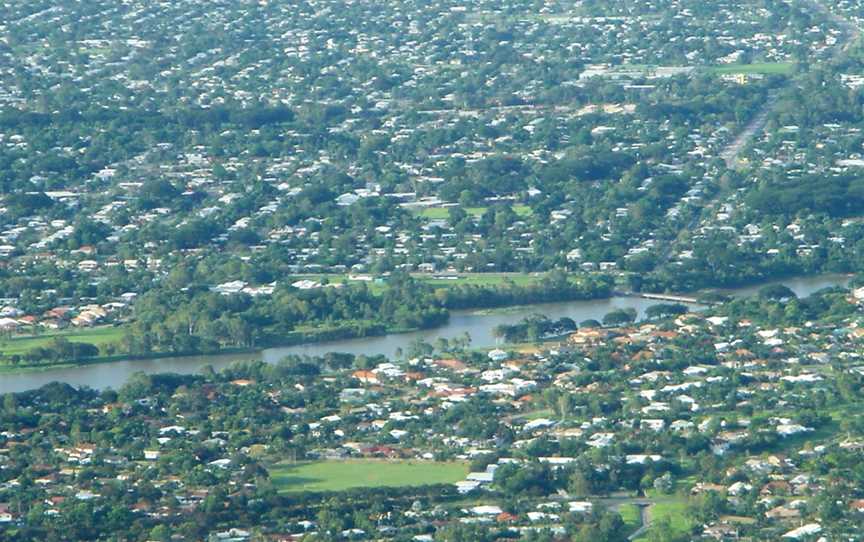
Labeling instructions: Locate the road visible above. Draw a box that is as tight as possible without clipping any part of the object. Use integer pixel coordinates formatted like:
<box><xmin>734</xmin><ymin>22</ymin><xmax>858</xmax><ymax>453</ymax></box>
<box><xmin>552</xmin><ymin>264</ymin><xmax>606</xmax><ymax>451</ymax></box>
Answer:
<box><xmin>655</xmin><ymin>0</ymin><xmax>860</xmax><ymax>268</ymax></box>
<box><xmin>627</xmin><ymin>504</ymin><xmax>652</xmax><ymax>541</ymax></box>
<box><xmin>720</xmin><ymin>91</ymin><xmax>777</xmax><ymax>169</ymax></box>
<box><xmin>722</xmin><ymin>0</ymin><xmax>861</xmax><ymax>169</ymax></box>
<box><xmin>654</xmin><ymin>88</ymin><xmax>780</xmax><ymax>265</ymax></box>
<box><xmin>722</xmin><ymin>0</ymin><xmax>860</xmax><ymax>168</ymax></box>
<box><xmin>804</xmin><ymin>0</ymin><xmax>861</xmax><ymax>57</ymax></box>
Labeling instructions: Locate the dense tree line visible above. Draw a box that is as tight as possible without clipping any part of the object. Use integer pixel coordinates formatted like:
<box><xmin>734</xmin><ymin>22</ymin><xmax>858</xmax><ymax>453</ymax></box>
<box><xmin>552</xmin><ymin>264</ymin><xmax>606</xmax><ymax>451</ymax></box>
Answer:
<box><xmin>494</xmin><ymin>315</ymin><xmax>578</xmax><ymax>342</ymax></box>
<box><xmin>746</xmin><ymin>175</ymin><xmax>864</xmax><ymax>218</ymax></box>
<box><xmin>115</xmin><ymin>273</ymin><xmax>449</xmax><ymax>356</ymax></box>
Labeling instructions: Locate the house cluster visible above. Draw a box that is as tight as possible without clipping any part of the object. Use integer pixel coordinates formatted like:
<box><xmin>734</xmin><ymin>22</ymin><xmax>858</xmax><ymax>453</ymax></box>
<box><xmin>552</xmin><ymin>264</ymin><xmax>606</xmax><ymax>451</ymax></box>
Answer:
<box><xmin>0</xmin><ymin>0</ymin><xmax>848</xmax><ymax>293</ymax></box>
<box><xmin>3</xmin><ymin>289</ymin><xmax>864</xmax><ymax>539</ymax></box>
<box><xmin>660</xmin><ymin>42</ymin><xmax>864</xmax><ymax>272</ymax></box>
<box><xmin>0</xmin><ymin>298</ymin><xmax>131</xmax><ymax>333</ymax></box>
<box><xmin>275</xmin><ymin>306</ymin><xmax>864</xmax><ymax>537</ymax></box>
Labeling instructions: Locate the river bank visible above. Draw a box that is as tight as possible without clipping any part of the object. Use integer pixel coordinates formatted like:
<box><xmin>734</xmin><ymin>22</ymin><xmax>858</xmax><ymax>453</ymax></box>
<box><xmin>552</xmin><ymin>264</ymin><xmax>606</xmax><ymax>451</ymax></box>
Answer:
<box><xmin>0</xmin><ymin>273</ymin><xmax>851</xmax><ymax>394</ymax></box>
<box><xmin>0</xmin><ymin>322</ymin><xmax>398</xmax><ymax>375</ymax></box>
<box><xmin>0</xmin><ymin>346</ymin><xmax>258</xmax><ymax>376</ymax></box>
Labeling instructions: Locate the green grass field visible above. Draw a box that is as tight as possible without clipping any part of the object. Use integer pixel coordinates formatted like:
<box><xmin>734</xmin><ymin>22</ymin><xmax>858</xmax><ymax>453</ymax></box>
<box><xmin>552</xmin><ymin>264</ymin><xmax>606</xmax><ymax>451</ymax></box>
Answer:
<box><xmin>709</xmin><ymin>62</ymin><xmax>794</xmax><ymax>75</ymax></box>
<box><xmin>270</xmin><ymin>460</ymin><xmax>469</xmax><ymax>493</ymax></box>
<box><xmin>416</xmin><ymin>205</ymin><xmax>533</xmax><ymax>220</ymax></box>
<box><xmin>0</xmin><ymin>326</ymin><xmax>123</xmax><ymax>357</ymax></box>
<box><xmin>634</xmin><ymin>499</ymin><xmax>693</xmax><ymax>542</ymax></box>
<box><xmin>618</xmin><ymin>504</ymin><xmax>642</xmax><ymax>533</ymax></box>
<box><xmin>421</xmin><ymin>272</ymin><xmax>543</xmax><ymax>288</ymax></box>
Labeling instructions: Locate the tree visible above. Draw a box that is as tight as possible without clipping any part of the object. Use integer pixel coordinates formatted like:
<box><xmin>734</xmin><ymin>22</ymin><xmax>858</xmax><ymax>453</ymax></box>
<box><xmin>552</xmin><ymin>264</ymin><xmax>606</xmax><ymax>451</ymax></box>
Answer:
<box><xmin>69</xmin><ymin>219</ymin><xmax>112</xmax><ymax>248</ymax></box>
<box><xmin>5</xmin><ymin>192</ymin><xmax>53</xmax><ymax>218</ymax></box>
<box><xmin>557</xmin><ymin>393</ymin><xmax>573</xmax><ymax>421</ymax></box>
<box><xmin>758</xmin><ymin>284</ymin><xmax>796</xmax><ymax>300</ymax></box>
<box><xmin>688</xmin><ymin>491</ymin><xmax>725</xmax><ymax>523</ymax></box>
<box><xmin>317</xmin><ymin>503</ymin><xmax>348</xmax><ymax>537</ymax></box>
<box><xmin>653</xmin><ymin>472</ymin><xmax>674</xmax><ymax>494</ymax></box>
<box><xmin>647</xmin><ymin>517</ymin><xmax>676</xmax><ymax>542</ymax></box>
<box><xmin>435</xmin><ymin>523</ymin><xmax>496</xmax><ymax>542</ymax></box>
<box><xmin>407</xmin><ymin>338</ymin><xmax>434</xmax><ymax>359</ymax></box>
<box><xmin>2</xmin><ymin>393</ymin><xmax>16</xmax><ymax>416</ymax></box>
<box><xmin>138</xmin><ymin>179</ymin><xmax>180</xmax><ymax>208</ymax></box>
<box><xmin>602</xmin><ymin>308</ymin><xmax>637</xmax><ymax>326</ymax></box>
<box><xmin>149</xmin><ymin>525</ymin><xmax>171</xmax><ymax>542</ymax></box>
<box><xmin>568</xmin><ymin>470</ymin><xmax>593</xmax><ymax>497</ymax></box>
<box><xmin>448</xmin><ymin>206</ymin><xmax>468</xmax><ymax>227</ymax></box>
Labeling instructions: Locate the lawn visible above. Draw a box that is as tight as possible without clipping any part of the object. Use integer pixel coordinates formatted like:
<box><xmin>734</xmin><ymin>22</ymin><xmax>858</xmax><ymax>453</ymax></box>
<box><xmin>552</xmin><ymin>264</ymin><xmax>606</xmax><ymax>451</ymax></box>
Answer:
<box><xmin>708</xmin><ymin>62</ymin><xmax>794</xmax><ymax>75</ymax></box>
<box><xmin>634</xmin><ymin>499</ymin><xmax>693</xmax><ymax>542</ymax></box>
<box><xmin>0</xmin><ymin>326</ymin><xmax>123</xmax><ymax>357</ymax></box>
<box><xmin>651</xmin><ymin>500</ymin><xmax>692</xmax><ymax>531</ymax></box>
<box><xmin>618</xmin><ymin>503</ymin><xmax>642</xmax><ymax>533</ymax></box>
<box><xmin>416</xmin><ymin>205</ymin><xmax>533</xmax><ymax>220</ymax></box>
<box><xmin>270</xmin><ymin>460</ymin><xmax>469</xmax><ymax>493</ymax></box>
<box><xmin>420</xmin><ymin>272</ymin><xmax>542</xmax><ymax>288</ymax></box>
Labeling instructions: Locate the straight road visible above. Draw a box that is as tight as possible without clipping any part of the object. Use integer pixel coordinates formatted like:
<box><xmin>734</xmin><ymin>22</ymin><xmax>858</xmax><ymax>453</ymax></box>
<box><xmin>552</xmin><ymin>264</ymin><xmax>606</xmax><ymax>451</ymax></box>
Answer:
<box><xmin>655</xmin><ymin>0</ymin><xmax>860</xmax><ymax>267</ymax></box>
<box><xmin>720</xmin><ymin>91</ymin><xmax>777</xmax><ymax>169</ymax></box>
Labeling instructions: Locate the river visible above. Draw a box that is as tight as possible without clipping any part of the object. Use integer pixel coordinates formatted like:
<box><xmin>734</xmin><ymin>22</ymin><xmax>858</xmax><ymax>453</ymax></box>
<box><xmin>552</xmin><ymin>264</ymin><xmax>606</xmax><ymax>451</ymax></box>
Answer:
<box><xmin>0</xmin><ymin>274</ymin><xmax>850</xmax><ymax>394</ymax></box>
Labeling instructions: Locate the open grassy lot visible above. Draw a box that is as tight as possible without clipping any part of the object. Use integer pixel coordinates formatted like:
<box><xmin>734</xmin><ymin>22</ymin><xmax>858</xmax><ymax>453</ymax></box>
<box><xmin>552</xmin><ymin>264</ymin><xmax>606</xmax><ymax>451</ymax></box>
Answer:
<box><xmin>708</xmin><ymin>62</ymin><xmax>794</xmax><ymax>75</ymax></box>
<box><xmin>634</xmin><ymin>499</ymin><xmax>693</xmax><ymax>542</ymax></box>
<box><xmin>618</xmin><ymin>503</ymin><xmax>642</xmax><ymax>533</ymax></box>
<box><xmin>420</xmin><ymin>272</ymin><xmax>543</xmax><ymax>288</ymax></box>
<box><xmin>650</xmin><ymin>500</ymin><xmax>692</xmax><ymax>531</ymax></box>
<box><xmin>271</xmin><ymin>460</ymin><xmax>469</xmax><ymax>493</ymax></box>
<box><xmin>0</xmin><ymin>326</ymin><xmax>123</xmax><ymax>357</ymax></box>
<box><xmin>416</xmin><ymin>205</ymin><xmax>533</xmax><ymax>220</ymax></box>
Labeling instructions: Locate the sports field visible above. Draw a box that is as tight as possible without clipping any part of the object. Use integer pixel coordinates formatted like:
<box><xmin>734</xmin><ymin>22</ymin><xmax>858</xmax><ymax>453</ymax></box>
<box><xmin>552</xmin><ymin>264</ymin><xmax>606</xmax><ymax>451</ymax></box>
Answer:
<box><xmin>270</xmin><ymin>459</ymin><xmax>469</xmax><ymax>493</ymax></box>
<box><xmin>416</xmin><ymin>205</ymin><xmax>533</xmax><ymax>220</ymax></box>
